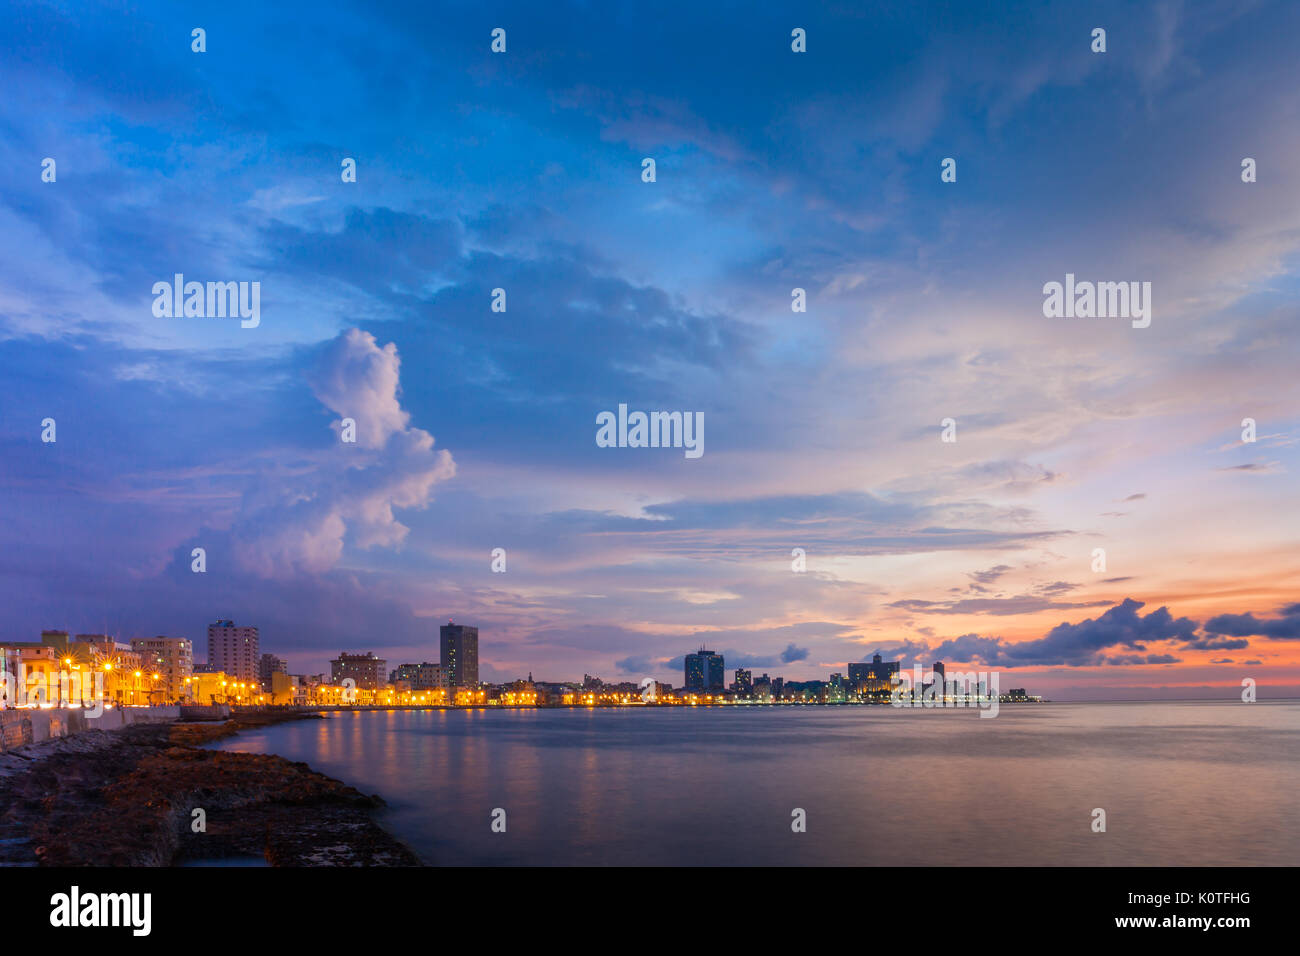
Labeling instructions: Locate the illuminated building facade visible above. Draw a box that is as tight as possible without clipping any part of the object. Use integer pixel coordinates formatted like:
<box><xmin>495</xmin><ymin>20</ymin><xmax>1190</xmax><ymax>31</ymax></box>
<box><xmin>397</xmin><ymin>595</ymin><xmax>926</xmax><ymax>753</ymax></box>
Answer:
<box><xmin>391</xmin><ymin>661</ymin><xmax>447</xmax><ymax>691</ymax></box>
<box><xmin>130</xmin><ymin>637</ymin><xmax>194</xmax><ymax>702</ymax></box>
<box><xmin>847</xmin><ymin>654</ymin><xmax>900</xmax><ymax>701</ymax></box>
<box><xmin>330</xmin><ymin>652</ymin><xmax>388</xmax><ymax>690</ymax></box>
<box><xmin>734</xmin><ymin>668</ymin><xmax>753</xmax><ymax>696</ymax></box>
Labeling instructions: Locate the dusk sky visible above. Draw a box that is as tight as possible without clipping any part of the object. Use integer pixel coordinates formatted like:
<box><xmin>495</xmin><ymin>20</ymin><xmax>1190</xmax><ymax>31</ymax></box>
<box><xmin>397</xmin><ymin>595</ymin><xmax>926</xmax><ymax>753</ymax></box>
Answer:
<box><xmin>2</xmin><ymin>0</ymin><xmax>1298</xmax><ymax>699</ymax></box>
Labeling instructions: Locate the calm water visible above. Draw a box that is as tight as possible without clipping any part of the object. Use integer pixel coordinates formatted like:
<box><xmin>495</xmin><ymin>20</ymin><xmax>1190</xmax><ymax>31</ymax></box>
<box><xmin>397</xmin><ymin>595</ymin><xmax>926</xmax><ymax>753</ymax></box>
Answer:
<box><xmin>211</xmin><ymin>701</ymin><xmax>1300</xmax><ymax>866</ymax></box>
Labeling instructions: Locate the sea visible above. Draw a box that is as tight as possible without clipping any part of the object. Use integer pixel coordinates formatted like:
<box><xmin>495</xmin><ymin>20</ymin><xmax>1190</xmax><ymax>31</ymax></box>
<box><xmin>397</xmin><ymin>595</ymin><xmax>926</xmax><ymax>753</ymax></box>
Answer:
<box><xmin>208</xmin><ymin>700</ymin><xmax>1299</xmax><ymax>866</ymax></box>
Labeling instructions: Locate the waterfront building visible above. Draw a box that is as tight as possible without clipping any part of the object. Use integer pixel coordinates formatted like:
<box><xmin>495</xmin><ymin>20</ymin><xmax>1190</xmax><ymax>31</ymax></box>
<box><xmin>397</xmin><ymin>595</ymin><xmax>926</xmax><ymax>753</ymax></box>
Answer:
<box><xmin>258</xmin><ymin>653</ymin><xmax>287</xmax><ymax>691</ymax></box>
<box><xmin>684</xmin><ymin>648</ymin><xmax>725</xmax><ymax>692</ymax></box>
<box><xmin>130</xmin><ymin>637</ymin><xmax>194</xmax><ymax>702</ymax></box>
<box><xmin>186</xmin><ymin>670</ymin><xmax>236</xmax><ymax>705</ymax></box>
<box><xmin>0</xmin><ymin>645</ymin><xmax>56</xmax><ymax>707</ymax></box>
<box><xmin>440</xmin><ymin>622</ymin><xmax>479</xmax><ymax>689</ymax></box>
<box><xmin>500</xmin><ymin>675</ymin><xmax>539</xmax><ymax>706</ymax></box>
<box><xmin>829</xmin><ymin>672</ymin><xmax>846</xmax><ymax>702</ymax></box>
<box><xmin>734</xmin><ymin>667</ymin><xmax>753</xmax><ymax>696</ymax></box>
<box><xmin>207</xmin><ymin>620</ymin><xmax>259</xmax><ymax>683</ymax></box>
<box><xmin>270</xmin><ymin>671</ymin><xmax>302</xmax><ymax>705</ymax></box>
<box><xmin>39</xmin><ymin>630</ymin><xmax>71</xmax><ymax>652</ymax></box>
<box><xmin>848</xmin><ymin>653</ymin><xmax>900</xmax><ymax>701</ymax></box>
<box><xmin>72</xmin><ymin>635</ymin><xmax>148</xmax><ymax>705</ymax></box>
<box><xmin>330</xmin><ymin>651</ymin><xmax>388</xmax><ymax>690</ymax></box>
<box><xmin>14</xmin><ymin>635</ymin><xmax>152</xmax><ymax>706</ymax></box>
<box><xmin>391</xmin><ymin>661</ymin><xmax>447</xmax><ymax>691</ymax></box>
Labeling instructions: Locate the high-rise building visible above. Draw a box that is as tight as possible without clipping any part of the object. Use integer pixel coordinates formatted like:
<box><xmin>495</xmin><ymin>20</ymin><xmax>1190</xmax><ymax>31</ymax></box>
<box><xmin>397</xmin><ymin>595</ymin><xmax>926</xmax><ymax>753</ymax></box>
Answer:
<box><xmin>930</xmin><ymin>660</ymin><xmax>946</xmax><ymax>697</ymax></box>
<box><xmin>207</xmin><ymin>620</ymin><xmax>259</xmax><ymax>683</ymax></box>
<box><xmin>440</xmin><ymin>622</ymin><xmax>479</xmax><ymax>688</ymax></box>
<box><xmin>330</xmin><ymin>652</ymin><xmax>387</xmax><ymax>690</ymax></box>
<box><xmin>130</xmin><ymin>637</ymin><xmax>194</xmax><ymax>701</ymax></box>
<box><xmin>734</xmin><ymin>667</ymin><xmax>753</xmax><ymax>696</ymax></box>
<box><xmin>258</xmin><ymin>653</ymin><xmax>287</xmax><ymax>691</ymax></box>
<box><xmin>684</xmin><ymin>648</ymin><xmax>725</xmax><ymax>692</ymax></box>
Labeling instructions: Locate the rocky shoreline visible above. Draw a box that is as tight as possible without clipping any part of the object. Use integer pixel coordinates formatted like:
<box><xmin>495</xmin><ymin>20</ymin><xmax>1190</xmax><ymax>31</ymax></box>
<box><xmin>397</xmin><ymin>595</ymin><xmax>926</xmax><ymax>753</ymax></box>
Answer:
<box><xmin>0</xmin><ymin>712</ymin><xmax>422</xmax><ymax>866</ymax></box>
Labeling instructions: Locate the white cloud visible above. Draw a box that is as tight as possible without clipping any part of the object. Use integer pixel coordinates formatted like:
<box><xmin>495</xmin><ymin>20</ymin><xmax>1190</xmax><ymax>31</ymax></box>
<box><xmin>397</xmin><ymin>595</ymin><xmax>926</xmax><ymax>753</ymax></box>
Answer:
<box><xmin>233</xmin><ymin>329</ymin><xmax>455</xmax><ymax>577</ymax></box>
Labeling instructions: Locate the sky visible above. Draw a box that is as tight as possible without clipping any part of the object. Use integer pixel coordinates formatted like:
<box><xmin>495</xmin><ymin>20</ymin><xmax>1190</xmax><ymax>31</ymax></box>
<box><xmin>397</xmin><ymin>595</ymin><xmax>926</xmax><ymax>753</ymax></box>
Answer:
<box><xmin>1</xmin><ymin>0</ymin><xmax>1298</xmax><ymax>699</ymax></box>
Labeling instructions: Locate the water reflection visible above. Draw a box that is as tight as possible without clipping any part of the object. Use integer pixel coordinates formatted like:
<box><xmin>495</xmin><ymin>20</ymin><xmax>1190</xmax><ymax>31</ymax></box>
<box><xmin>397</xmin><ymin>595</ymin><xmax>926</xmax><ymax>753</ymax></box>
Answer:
<box><xmin>210</xmin><ymin>701</ymin><xmax>1300</xmax><ymax>866</ymax></box>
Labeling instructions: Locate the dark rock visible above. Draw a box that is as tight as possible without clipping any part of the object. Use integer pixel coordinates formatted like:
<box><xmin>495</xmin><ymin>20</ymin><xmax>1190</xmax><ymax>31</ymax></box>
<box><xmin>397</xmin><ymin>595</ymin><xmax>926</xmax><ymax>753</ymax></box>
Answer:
<box><xmin>0</xmin><ymin>713</ymin><xmax>422</xmax><ymax>867</ymax></box>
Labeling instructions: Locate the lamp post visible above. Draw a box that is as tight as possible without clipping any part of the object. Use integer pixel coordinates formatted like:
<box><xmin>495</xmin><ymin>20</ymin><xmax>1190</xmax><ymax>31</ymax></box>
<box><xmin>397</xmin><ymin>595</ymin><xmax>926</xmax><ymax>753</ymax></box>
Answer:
<box><xmin>60</xmin><ymin>657</ymin><xmax>72</xmax><ymax>708</ymax></box>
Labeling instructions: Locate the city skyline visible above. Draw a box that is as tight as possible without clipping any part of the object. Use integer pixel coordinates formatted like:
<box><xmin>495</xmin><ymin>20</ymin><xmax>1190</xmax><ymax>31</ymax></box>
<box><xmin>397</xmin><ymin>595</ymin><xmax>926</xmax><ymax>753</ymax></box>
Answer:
<box><xmin>1</xmin><ymin>2</ymin><xmax>1299</xmax><ymax>701</ymax></box>
<box><xmin>2</xmin><ymin>621</ymin><xmax>1037</xmax><ymax>709</ymax></box>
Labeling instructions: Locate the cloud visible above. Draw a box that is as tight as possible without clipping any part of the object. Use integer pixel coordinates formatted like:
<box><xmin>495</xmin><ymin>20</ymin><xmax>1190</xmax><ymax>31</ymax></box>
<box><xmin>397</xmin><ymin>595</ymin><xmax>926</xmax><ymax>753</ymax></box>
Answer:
<box><xmin>968</xmin><ymin>564</ymin><xmax>1013</xmax><ymax>585</ymax></box>
<box><xmin>310</xmin><ymin>328</ymin><xmax>413</xmax><ymax>449</ymax></box>
<box><xmin>887</xmin><ymin>594</ymin><xmax>1109</xmax><ymax>617</ymax></box>
<box><xmin>1215</xmin><ymin>462</ymin><xmax>1283</xmax><ymax>474</ymax></box>
<box><xmin>1181</xmin><ymin>636</ymin><xmax>1250</xmax><ymax>651</ymax></box>
<box><xmin>1035</xmin><ymin>581</ymin><xmax>1079</xmax><ymax>595</ymax></box>
<box><xmin>929</xmin><ymin>598</ymin><xmax>1200</xmax><ymax>667</ymax></box>
<box><xmin>232</xmin><ymin>329</ymin><xmax>455</xmax><ymax>576</ymax></box>
<box><xmin>1204</xmin><ymin>604</ymin><xmax>1300</xmax><ymax>641</ymax></box>
<box><xmin>1103</xmin><ymin>653</ymin><xmax>1182</xmax><ymax>666</ymax></box>
<box><xmin>780</xmin><ymin>643</ymin><xmax>810</xmax><ymax>664</ymax></box>
<box><xmin>614</xmin><ymin>655</ymin><xmax>659</xmax><ymax>675</ymax></box>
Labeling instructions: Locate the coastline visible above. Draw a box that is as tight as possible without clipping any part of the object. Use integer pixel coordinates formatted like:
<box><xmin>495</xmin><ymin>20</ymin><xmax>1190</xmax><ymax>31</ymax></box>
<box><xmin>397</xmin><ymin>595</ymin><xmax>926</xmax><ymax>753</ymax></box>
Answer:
<box><xmin>0</xmin><ymin>711</ymin><xmax>422</xmax><ymax>867</ymax></box>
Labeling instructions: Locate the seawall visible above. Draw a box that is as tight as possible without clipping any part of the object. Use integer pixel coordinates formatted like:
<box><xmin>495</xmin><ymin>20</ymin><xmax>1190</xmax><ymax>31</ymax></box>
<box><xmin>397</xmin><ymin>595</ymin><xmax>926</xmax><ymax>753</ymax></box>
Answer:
<box><xmin>0</xmin><ymin>706</ymin><xmax>180</xmax><ymax>752</ymax></box>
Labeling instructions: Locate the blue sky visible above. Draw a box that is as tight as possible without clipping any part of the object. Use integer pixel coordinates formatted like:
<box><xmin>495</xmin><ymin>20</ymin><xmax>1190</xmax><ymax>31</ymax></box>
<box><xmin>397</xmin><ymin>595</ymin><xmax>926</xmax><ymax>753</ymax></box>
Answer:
<box><xmin>2</xmin><ymin>0</ymin><xmax>1299</xmax><ymax>698</ymax></box>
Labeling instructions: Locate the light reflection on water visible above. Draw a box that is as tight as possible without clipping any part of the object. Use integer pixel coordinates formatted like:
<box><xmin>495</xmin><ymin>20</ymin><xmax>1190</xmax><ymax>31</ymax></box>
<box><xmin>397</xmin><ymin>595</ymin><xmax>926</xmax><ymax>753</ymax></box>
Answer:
<box><xmin>210</xmin><ymin>701</ymin><xmax>1300</xmax><ymax>866</ymax></box>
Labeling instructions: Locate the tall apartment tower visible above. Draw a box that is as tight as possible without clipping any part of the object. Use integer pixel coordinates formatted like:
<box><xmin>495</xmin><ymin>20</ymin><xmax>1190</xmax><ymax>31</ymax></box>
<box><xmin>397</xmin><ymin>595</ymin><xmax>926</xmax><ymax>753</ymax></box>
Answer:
<box><xmin>685</xmin><ymin>648</ymin><xmax>725</xmax><ymax>692</ymax></box>
<box><xmin>207</xmin><ymin>620</ymin><xmax>259</xmax><ymax>683</ymax></box>
<box><xmin>440</xmin><ymin>622</ymin><xmax>479</xmax><ymax>689</ymax></box>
